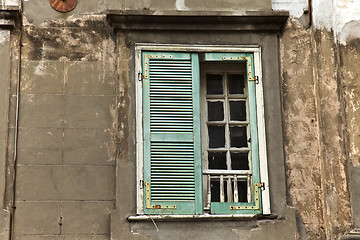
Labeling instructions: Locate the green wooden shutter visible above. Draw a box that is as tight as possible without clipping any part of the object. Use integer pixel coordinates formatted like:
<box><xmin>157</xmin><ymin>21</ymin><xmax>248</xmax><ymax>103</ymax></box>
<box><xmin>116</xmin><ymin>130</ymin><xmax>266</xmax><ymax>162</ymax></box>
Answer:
<box><xmin>142</xmin><ymin>52</ymin><xmax>202</xmax><ymax>215</ymax></box>
<box><xmin>205</xmin><ymin>53</ymin><xmax>262</xmax><ymax>215</ymax></box>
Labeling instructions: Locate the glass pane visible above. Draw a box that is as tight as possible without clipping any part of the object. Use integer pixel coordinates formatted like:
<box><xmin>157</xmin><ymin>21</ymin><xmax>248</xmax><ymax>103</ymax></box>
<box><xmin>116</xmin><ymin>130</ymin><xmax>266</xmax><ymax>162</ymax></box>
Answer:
<box><xmin>210</xmin><ymin>180</ymin><xmax>228</xmax><ymax>202</ymax></box>
<box><xmin>231</xmin><ymin>152</ymin><xmax>249</xmax><ymax>170</ymax></box>
<box><xmin>228</xmin><ymin>74</ymin><xmax>245</xmax><ymax>94</ymax></box>
<box><xmin>208</xmin><ymin>101</ymin><xmax>224</xmax><ymax>121</ymax></box>
<box><xmin>208</xmin><ymin>152</ymin><xmax>227</xmax><ymax>169</ymax></box>
<box><xmin>230</xmin><ymin>101</ymin><xmax>246</xmax><ymax>121</ymax></box>
<box><xmin>206</xmin><ymin>74</ymin><xmax>223</xmax><ymax>94</ymax></box>
<box><xmin>208</xmin><ymin>125</ymin><xmax>225</xmax><ymax>148</ymax></box>
<box><xmin>230</xmin><ymin>126</ymin><xmax>247</xmax><ymax>148</ymax></box>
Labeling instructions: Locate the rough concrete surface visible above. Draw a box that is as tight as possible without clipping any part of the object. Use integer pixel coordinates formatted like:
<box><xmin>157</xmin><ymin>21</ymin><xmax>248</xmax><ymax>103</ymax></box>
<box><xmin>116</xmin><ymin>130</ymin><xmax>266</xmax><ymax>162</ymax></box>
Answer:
<box><xmin>1</xmin><ymin>0</ymin><xmax>360</xmax><ymax>239</ymax></box>
<box><xmin>4</xmin><ymin>15</ymin><xmax>117</xmax><ymax>240</ymax></box>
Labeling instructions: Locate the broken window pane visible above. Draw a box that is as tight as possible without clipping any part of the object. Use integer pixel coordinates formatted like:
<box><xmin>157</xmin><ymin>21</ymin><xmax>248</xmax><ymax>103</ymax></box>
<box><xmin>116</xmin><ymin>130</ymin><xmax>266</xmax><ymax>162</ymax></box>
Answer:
<box><xmin>208</xmin><ymin>152</ymin><xmax>227</xmax><ymax>169</ymax></box>
<box><xmin>208</xmin><ymin>125</ymin><xmax>225</xmax><ymax>148</ymax></box>
<box><xmin>208</xmin><ymin>101</ymin><xmax>224</xmax><ymax>121</ymax></box>
<box><xmin>229</xmin><ymin>101</ymin><xmax>246</xmax><ymax>121</ymax></box>
<box><xmin>207</xmin><ymin>74</ymin><xmax>223</xmax><ymax>95</ymax></box>
<box><xmin>228</xmin><ymin>74</ymin><xmax>245</xmax><ymax>94</ymax></box>
<box><xmin>230</xmin><ymin>126</ymin><xmax>247</xmax><ymax>148</ymax></box>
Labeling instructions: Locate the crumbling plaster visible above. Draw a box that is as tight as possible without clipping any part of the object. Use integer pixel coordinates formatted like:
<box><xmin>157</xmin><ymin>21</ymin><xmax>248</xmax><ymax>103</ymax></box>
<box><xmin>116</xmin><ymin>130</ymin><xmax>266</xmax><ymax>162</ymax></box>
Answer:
<box><xmin>0</xmin><ymin>0</ymin><xmax>359</xmax><ymax>239</ymax></box>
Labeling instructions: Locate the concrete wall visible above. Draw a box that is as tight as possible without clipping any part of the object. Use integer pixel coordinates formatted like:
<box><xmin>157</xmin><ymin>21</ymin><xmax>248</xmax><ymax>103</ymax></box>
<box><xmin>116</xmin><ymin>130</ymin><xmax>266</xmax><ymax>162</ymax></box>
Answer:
<box><xmin>3</xmin><ymin>13</ymin><xmax>118</xmax><ymax>239</ymax></box>
<box><xmin>0</xmin><ymin>0</ymin><xmax>360</xmax><ymax>239</ymax></box>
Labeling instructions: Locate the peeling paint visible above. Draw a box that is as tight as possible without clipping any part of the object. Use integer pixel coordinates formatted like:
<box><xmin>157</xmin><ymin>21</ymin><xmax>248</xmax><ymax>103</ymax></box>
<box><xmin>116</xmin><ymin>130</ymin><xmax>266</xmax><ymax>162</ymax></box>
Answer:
<box><xmin>272</xmin><ymin>0</ymin><xmax>308</xmax><ymax>18</ymax></box>
<box><xmin>175</xmin><ymin>0</ymin><xmax>188</xmax><ymax>10</ymax></box>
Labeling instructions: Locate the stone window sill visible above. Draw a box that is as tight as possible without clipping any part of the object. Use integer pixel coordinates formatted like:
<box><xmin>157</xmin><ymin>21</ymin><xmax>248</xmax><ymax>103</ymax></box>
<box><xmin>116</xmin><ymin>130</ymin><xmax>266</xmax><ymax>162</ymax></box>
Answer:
<box><xmin>128</xmin><ymin>214</ymin><xmax>277</xmax><ymax>222</ymax></box>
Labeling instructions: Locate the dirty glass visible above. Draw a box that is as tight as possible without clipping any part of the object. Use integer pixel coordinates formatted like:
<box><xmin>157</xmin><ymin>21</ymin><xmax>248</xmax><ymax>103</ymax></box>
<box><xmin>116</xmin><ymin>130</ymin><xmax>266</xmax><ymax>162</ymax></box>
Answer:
<box><xmin>208</xmin><ymin>125</ymin><xmax>225</xmax><ymax>148</ymax></box>
<box><xmin>206</xmin><ymin>74</ymin><xmax>223</xmax><ymax>95</ymax></box>
<box><xmin>208</xmin><ymin>152</ymin><xmax>227</xmax><ymax>169</ymax></box>
<box><xmin>229</xmin><ymin>126</ymin><xmax>247</xmax><ymax>148</ymax></box>
<box><xmin>208</xmin><ymin>101</ymin><xmax>224</xmax><ymax>121</ymax></box>
<box><xmin>229</xmin><ymin>101</ymin><xmax>246</xmax><ymax>121</ymax></box>
<box><xmin>228</xmin><ymin>74</ymin><xmax>245</xmax><ymax>94</ymax></box>
<box><xmin>231</xmin><ymin>152</ymin><xmax>249</xmax><ymax>170</ymax></box>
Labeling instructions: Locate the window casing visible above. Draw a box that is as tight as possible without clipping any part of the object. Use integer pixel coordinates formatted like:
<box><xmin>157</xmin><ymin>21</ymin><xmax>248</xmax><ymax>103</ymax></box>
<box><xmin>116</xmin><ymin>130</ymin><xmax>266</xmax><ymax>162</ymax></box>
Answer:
<box><xmin>135</xmin><ymin>45</ymin><xmax>270</xmax><ymax>216</ymax></box>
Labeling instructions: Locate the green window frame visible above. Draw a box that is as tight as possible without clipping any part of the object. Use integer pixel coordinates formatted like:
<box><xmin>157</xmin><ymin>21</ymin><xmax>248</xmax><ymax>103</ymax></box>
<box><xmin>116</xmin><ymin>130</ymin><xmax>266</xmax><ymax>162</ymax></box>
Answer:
<box><xmin>141</xmin><ymin>50</ymin><xmax>264</xmax><ymax>215</ymax></box>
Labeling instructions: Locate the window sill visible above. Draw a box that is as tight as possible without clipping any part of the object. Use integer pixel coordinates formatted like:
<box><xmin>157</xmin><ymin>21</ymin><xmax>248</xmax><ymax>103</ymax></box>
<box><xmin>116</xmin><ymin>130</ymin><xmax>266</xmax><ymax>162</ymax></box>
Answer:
<box><xmin>128</xmin><ymin>214</ymin><xmax>259</xmax><ymax>222</ymax></box>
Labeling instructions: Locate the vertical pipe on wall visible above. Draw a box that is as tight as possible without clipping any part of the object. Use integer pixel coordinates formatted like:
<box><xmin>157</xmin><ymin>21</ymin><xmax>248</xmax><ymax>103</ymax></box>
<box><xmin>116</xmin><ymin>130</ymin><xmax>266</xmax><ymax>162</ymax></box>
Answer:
<box><xmin>9</xmin><ymin>0</ymin><xmax>22</xmax><ymax>239</ymax></box>
<box><xmin>308</xmin><ymin>0</ymin><xmax>313</xmax><ymax>28</ymax></box>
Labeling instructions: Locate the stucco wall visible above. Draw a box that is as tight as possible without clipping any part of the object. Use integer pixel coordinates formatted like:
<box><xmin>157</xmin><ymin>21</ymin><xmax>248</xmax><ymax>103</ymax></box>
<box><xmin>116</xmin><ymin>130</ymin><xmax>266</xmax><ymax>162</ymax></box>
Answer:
<box><xmin>0</xmin><ymin>0</ymin><xmax>360</xmax><ymax>239</ymax></box>
<box><xmin>3</xmin><ymin>15</ymin><xmax>118</xmax><ymax>239</ymax></box>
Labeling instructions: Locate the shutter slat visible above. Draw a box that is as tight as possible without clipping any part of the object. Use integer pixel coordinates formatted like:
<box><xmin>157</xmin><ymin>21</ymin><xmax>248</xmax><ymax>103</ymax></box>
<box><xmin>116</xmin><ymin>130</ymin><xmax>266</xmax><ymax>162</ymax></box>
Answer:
<box><xmin>149</xmin><ymin>61</ymin><xmax>194</xmax><ymax>133</ymax></box>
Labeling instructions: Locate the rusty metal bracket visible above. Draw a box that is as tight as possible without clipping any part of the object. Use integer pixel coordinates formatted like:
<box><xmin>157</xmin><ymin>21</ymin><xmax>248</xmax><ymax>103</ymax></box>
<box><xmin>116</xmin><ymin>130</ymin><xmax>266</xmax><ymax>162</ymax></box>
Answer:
<box><xmin>230</xmin><ymin>183</ymin><xmax>264</xmax><ymax>210</ymax></box>
<box><xmin>221</xmin><ymin>56</ymin><xmax>258</xmax><ymax>83</ymax></box>
<box><xmin>145</xmin><ymin>182</ymin><xmax>177</xmax><ymax>209</ymax></box>
<box><xmin>143</xmin><ymin>54</ymin><xmax>173</xmax><ymax>79</ymax></box>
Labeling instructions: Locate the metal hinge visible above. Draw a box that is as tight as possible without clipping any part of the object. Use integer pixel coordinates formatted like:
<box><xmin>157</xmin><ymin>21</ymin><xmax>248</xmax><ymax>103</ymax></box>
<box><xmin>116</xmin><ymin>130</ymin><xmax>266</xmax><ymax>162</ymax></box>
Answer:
<box><xmin>140</xmin><ymin>180</ymin><xmax>144</xmax><ymax>189</ymax></box>
<box><xmin>249</xmin><ymin>76</ymin><xmax>259</xmax><ymax>84</ymax></box>
<box><xmin>145</xmin><ymin>182</ymin><xmax>177</xmax><ymax>209</ymax></box>
<box><xmin>229</xmin><ymin>182</ymin><xmax>264</xmax><ymax>210</ymax></box>
<box><xmin>138</xmin><ymin>72</ymin><xmax>145</xmax><ymax>81</ymax></box>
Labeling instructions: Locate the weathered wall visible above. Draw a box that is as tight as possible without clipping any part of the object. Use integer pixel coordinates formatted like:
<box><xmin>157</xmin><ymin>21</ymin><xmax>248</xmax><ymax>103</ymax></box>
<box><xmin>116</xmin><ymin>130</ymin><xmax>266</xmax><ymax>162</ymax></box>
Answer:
<box><xmin>0</xmin><ymin>0</ymin><xmax>360</xmax><ymax>239</ymax></box>
<box><xmin>109</xmin><ymin>27</ymin><xmax>297</xmax><ymax>240</ymax></box>
<box><xmin>3</xmin><ymin>15</ymin><xmax>118</xmax><ymax>239</ymax></box>
<box><xmin>275</xmin><ymin>0</ymin><xmax>360</xmax><ymax>238</ymax></box>
<box><xmin>20</xmin><ymin>0</ymin><xmax>271</xmax><ymax>26</ymax></box>
<box><xmin>280</xmin><ymin>18</ymin><xmax>354</xmax><ymax>239</ymax></box>
<box><xmin>340</xmin><ymin>37</ymin><xmax>360</xmax><ymax>230</ymax></box>
<box><xmin>0</xmin><ymin>28</ymin><xmax>12</xmax><ymax>240</ymax></box>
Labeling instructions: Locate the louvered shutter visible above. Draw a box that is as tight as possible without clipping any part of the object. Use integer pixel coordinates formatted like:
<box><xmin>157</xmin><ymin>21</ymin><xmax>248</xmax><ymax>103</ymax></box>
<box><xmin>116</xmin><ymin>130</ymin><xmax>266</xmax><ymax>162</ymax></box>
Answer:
<box><xmin>142</xmin><ymin>52</ymin><xmax>202</xmax><ymax>215</ymax></box>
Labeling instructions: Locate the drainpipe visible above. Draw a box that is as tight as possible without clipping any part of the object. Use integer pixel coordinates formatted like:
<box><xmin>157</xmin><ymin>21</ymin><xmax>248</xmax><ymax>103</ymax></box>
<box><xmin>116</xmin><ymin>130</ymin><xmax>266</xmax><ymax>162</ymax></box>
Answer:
<box><xmin>307</xmin><ymin>0</ymin><xmax>313</xmax><ymax>29</ymax></box>
<box><xmin>9</xmin><ymin>0</ymin><xmax>23</xmax><ymax>239</ymax></box>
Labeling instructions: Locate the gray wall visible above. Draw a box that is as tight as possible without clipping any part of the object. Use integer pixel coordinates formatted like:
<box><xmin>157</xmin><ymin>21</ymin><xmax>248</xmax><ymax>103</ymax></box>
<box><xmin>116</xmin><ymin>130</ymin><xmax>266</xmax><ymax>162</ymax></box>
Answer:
<box><xmin>0</xmin><ymin>0</ymin><xmax>360</xmax><ymax>239</ymax></box>
<box><xmin>108</xmin><ymin>18</ymin><xmax>296</xmax><ymax>239</ymax></box>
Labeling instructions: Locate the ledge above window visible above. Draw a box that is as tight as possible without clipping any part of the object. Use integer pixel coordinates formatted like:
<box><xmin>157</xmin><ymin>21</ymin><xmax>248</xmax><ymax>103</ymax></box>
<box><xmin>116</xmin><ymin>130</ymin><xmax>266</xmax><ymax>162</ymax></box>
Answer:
<box><xmin>106</xmin><ymin>10</ymin><xmax>289</xmax><ymax>32</ymax></box>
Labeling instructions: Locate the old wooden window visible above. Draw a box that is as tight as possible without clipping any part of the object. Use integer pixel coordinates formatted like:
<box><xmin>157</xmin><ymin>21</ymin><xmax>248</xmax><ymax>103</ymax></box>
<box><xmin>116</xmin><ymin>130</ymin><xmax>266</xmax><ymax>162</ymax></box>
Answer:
<box><xmin>136</xmin><ymin>47</ymin><xmax>269</xmax><ymax>216</ymax></box>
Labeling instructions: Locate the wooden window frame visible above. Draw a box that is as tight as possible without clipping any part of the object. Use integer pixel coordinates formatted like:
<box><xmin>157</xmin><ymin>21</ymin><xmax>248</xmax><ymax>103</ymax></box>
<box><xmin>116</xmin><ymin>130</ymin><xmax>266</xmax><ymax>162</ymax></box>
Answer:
<box><xmin>135</xmin><ymin>44</ymin><xmax>270</xmax><ymax>217</ymax></box>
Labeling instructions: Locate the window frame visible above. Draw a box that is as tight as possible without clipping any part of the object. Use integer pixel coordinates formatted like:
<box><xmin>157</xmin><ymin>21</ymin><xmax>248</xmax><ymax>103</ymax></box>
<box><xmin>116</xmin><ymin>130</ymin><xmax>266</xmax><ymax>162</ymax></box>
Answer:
<box><xmin>135</xmin><ymin>44</ymin><xmax>270</xmax><ymax>216</ymax></box>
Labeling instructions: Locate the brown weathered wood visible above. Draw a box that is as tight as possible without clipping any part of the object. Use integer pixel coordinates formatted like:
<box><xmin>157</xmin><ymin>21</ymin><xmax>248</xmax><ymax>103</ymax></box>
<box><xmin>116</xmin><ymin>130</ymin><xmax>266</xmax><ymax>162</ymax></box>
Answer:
<box><xmin>49</xmin><ymin>0</ymin><xmax>77</xmax><ymax>13</ymax></box>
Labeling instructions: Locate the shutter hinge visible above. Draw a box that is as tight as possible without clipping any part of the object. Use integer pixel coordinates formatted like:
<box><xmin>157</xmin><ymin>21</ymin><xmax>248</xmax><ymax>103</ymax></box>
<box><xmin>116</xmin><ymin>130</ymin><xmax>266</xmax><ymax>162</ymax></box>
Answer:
<box><xmin>138</xmin><ymin>72</ymin><xmax>145</xmax><ymax>81</ymax></box>
<box><xmin>140</xmin><ymin>180</ymin><xmax>144</xmax><ymax>189</ymax></box>
<box><xmin>229</xmin><ymin>182</ymin><xmax>264</xmax><ymax>210</ymax></box>
<box><xmin>249</xmin><ymin>76</ymin><xmax>259</xmax><ymax>84</ymax></box>
<box><xmin>145</xmin><ymin>182</ymin><xmax>177</xmax><ymax>209</ymax></box>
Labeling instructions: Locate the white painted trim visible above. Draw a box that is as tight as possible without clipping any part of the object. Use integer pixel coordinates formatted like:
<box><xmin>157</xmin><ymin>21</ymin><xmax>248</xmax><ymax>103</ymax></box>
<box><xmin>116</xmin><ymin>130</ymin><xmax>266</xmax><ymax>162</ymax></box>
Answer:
<box><xmin>135</xmin><ymin>43</ymin><xmax>261</xmax><ymax>53</ymax></box>
<box><xmin>135</xmin><ymin>47</ymin><xmax>144</xmax><ymax>214</ymax></box>
<box><xmin>128</xmin><ymin>214</ymin><xmax>256</xmax><ymax>221</ymax></box>
<box><xmin>134</xmin><ymin>44</ymin><xmax>270</xmax><ymax>215</ymax></box>
<box><xmin>254</xmin><ymin>50</ymin><xmax>271</xmax><ymax>214</ymax></box>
